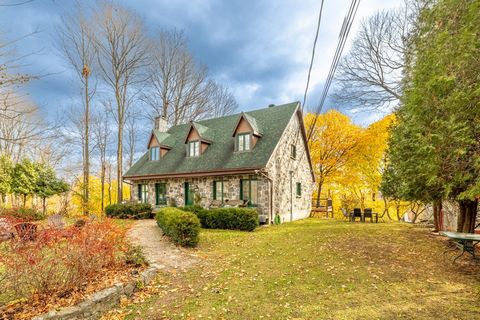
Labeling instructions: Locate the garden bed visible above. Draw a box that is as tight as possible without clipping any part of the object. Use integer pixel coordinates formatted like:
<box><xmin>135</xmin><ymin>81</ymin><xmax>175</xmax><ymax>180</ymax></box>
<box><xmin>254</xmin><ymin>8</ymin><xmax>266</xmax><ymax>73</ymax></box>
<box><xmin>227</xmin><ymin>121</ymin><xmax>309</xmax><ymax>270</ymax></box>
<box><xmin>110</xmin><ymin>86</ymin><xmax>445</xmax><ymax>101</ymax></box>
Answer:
<box><xmin>0</xmin><ymin>218</ymin><xmax>146</xmax><ymax>320</ymax></box>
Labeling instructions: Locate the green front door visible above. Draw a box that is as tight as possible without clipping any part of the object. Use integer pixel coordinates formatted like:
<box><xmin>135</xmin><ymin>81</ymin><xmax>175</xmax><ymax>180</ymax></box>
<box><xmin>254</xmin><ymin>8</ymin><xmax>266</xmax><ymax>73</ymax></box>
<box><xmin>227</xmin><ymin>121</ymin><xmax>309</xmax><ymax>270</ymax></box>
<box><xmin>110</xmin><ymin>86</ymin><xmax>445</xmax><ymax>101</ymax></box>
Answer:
<box><xmin>184</xmin><ymin>182</ymin><xmax>194</xmax><ymax>206</ymax></box>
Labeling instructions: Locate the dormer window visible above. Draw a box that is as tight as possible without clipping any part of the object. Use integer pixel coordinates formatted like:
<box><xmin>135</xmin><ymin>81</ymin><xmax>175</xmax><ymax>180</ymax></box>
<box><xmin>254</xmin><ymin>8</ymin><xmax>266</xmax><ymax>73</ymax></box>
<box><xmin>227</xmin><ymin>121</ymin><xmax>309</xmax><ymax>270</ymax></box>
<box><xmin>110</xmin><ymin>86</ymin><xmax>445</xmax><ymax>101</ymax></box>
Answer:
<box><xmin>187</xmin><ymin>140</ymin><xmax>200</xmax><ymax>157</ymax></box>
<box><xmin>149</xmin><ymin>147</ymin><xmax>160</xmax><ymax>161</ymax></box>
<box><xmin>237</xmin><ymin>133</ymin><xmax>251</xmax><ymax>151</ymax></box>
<box><xmin>232</xmin><ymin>112</ymin><xmax>262</xmax><ymax>152</ymax></box>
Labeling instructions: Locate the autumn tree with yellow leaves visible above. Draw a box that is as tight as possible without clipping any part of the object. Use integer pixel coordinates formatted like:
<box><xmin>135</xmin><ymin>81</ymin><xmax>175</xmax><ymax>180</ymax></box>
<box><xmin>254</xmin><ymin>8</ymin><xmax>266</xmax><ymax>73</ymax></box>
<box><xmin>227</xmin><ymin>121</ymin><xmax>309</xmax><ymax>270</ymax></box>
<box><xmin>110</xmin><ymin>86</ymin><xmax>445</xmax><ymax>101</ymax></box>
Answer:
<box><xmin>306</xmin><ymin>111</ymin><xmax>401</xmax><ymax>219</ymax></box>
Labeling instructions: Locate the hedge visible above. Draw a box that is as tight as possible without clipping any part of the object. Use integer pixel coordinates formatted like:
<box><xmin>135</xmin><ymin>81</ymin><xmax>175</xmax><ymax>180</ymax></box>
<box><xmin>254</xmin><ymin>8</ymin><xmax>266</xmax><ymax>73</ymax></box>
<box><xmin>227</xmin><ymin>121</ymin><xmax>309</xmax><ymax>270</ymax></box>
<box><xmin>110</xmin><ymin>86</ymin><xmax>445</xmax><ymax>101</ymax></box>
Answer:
<box><xmin>180</xmin><ymin>205</ymin><xmax>208</xmax><ymax>223</ymax></box>
<box><xmin>105</xmin><ymin>203</ymin><xmax>153</xmax><ymax>219</ymax></box>
<box><xmin>183</xmin><ymin>206</ymin><xmax>258</xmax><ymax>231</ymax></box>
<box><xmin>156</xmin><ymin>207</ymin><xmax>200</xmax><ymax>247</ymax></box>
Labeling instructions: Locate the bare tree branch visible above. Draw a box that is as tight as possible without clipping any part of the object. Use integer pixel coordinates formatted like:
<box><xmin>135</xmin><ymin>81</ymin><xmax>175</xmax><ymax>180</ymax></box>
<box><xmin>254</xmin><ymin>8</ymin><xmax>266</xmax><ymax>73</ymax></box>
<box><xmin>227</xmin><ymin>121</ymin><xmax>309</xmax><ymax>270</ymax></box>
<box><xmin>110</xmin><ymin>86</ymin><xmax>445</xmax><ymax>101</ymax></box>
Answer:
<box><xmin>332</xmin><ymin>1</ymin><xmax>421</xmax><ymax>112</ymax></box>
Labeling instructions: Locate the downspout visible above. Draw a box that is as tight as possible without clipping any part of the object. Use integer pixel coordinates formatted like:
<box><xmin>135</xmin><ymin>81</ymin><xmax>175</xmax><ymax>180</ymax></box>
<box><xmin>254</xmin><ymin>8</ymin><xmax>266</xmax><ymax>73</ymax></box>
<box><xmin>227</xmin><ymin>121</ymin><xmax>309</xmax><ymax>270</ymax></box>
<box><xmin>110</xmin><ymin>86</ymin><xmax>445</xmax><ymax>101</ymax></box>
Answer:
<box><xmin>289</xmin><ymin>171</ymin><xmax>293</xmax><ymax>222</ymax></box>
<box><xmin>255</xmin><ymin>169</ymin><xmax>274</xmax><ymax>224</ymax></box>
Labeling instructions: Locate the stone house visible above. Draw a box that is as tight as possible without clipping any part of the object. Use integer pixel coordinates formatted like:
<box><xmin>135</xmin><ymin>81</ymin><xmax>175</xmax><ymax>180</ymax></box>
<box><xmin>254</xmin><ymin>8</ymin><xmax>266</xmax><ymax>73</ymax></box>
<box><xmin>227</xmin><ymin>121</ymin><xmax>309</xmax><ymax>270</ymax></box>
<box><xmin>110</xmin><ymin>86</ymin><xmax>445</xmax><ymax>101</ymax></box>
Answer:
<box><xmin>123</xmin><ymin>101</ymin><xmax>315</xmax><ymax>223</ymax></box>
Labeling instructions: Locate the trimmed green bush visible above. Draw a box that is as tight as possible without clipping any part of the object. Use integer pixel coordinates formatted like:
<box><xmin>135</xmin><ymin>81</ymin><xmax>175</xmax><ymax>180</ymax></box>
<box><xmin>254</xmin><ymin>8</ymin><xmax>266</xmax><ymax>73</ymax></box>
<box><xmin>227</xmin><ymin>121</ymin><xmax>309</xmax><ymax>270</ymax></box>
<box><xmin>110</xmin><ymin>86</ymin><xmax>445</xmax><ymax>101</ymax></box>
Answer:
<box><xmin>181</xmin><ymin>205</ymin><xmax>208</xmax><ymax>224</ymax></box>
<box><xmin>156</xmin><ymin>207</ymin><xmax>200</xmax><ymax>247</ymax></box>
<box><xmin>185</xmin><ymin>207</ymin><xmax>258</xmax><ymax>231</ymax></box>
<box><xmin>105</xmin><ymin>203</ymin><xmax>153</xmax><ymax>219</ymax></box>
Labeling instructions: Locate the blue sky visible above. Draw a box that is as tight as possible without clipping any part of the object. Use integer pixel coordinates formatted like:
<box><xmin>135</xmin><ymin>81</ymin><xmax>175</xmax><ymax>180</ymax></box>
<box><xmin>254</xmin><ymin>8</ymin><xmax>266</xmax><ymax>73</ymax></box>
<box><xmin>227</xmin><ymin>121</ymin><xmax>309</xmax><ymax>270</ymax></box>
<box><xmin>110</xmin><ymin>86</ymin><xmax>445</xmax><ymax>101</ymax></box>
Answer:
<box><xmin>0</xmin><ymin>0</ymin><xmax>400</xmax><ymax>126</ymax></box>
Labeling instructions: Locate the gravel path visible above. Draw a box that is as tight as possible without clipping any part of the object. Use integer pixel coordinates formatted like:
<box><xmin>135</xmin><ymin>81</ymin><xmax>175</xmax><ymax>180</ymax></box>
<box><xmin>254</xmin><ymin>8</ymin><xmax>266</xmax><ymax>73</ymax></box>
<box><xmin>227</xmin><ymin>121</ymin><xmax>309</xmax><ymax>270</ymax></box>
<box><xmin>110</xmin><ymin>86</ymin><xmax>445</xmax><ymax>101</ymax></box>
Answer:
<box><xmin>126</xmin><ymin>219</ymin><xmax>198</xmax><ymax>270</ymax></box>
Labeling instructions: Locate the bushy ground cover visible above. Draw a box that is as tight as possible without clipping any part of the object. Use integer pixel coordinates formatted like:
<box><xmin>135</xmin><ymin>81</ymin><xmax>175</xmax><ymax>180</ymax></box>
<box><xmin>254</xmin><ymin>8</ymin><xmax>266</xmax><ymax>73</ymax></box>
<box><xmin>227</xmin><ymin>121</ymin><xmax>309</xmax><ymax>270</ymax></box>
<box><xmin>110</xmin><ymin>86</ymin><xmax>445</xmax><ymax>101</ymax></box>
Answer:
<box><xmin>0</xmin><ymin>218</ymin><xmax>145</xmax><ymax>319</ymax></box>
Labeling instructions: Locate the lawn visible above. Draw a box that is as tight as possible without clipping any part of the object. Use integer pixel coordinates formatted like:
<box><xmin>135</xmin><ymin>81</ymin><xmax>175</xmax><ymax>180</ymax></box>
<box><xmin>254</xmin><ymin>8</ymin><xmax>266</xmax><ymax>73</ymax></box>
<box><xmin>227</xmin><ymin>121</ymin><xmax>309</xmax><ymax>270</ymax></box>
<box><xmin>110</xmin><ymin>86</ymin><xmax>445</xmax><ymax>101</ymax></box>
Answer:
<box><xmin>105</xmin><ymin>219</ymin><xmax>480</xmax><ymax>320</ymax></box>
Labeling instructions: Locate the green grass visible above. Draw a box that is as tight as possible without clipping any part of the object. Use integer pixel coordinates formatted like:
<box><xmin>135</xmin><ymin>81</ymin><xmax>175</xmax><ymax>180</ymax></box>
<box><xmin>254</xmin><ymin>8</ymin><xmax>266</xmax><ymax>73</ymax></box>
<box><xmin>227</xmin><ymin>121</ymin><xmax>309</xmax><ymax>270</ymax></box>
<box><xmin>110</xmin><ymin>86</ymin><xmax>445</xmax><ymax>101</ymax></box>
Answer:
<box><xmin>112</xmin><ymin>219</ymin><xmax>480</xmax><ymax>319</ymax></box>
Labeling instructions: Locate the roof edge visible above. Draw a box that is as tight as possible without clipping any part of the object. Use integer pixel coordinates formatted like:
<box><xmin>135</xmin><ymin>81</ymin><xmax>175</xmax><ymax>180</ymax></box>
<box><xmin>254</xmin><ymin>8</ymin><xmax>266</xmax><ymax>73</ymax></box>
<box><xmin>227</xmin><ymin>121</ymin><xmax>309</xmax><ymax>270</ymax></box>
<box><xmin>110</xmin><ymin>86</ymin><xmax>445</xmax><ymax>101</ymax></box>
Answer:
<box><xmin>124</xmin><ymin>167</ymin><xmax>261</xmax><ymax>180</ymax></box>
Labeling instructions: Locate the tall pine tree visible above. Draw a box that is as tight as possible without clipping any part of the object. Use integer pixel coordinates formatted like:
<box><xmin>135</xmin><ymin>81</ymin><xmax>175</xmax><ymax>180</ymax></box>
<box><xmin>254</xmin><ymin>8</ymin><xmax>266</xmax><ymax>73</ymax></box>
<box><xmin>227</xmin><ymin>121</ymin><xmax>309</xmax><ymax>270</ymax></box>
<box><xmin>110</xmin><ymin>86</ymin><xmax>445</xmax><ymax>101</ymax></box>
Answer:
<box><xmin>384</xmin><ymin>0</ymin><xmax>480</xmax><ymax>232</ymax></box>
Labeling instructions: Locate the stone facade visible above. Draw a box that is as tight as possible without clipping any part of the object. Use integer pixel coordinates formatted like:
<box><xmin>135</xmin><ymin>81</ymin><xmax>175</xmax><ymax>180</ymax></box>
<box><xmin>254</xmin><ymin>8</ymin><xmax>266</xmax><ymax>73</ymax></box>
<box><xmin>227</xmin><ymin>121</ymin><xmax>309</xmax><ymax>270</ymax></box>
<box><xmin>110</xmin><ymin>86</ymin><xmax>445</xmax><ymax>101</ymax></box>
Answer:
<box><xmin>134</xmin><ymin>174</ymin><xmax>270</xmax><ymax>216</ymax></box>
<box><xmin>131</xmin><ymin>110</ymin><xmax>314</xmax><ymax>223</ymax></box>
<box><xmin>265</xmin><ymin>111</ymin><xmax>314</xmax><ymax>222</ymax></box>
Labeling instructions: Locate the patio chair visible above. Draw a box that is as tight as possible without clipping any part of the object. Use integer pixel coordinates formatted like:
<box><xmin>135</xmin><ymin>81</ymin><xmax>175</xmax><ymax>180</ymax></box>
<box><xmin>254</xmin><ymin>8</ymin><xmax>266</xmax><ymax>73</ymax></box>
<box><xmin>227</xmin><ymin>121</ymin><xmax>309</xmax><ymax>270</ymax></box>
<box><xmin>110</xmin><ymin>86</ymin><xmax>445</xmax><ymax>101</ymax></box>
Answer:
<box><xmin>341</xmin><ymin>208</ymin><xmax>349</xmax><ymax>220</ymax></box>
<box><xmin>14</xmin><ymin>222</ymin><xmax>38</xmax><ymax>241</ymax></box>
<box><xmin>209</xmin><ymin>200</ymin><xmax>223</xmax><ymax>209</ymax></box>
<box><xmin>364</xmin><ymin>208</ymin><xmax>373</xmax><ymax>222</ymax></box>
<box><xmin>47</xmin><ymin>214</ymin><xmax>65</xmax><ymax>229</ymax></box>
<box><xmin>351</xmin><ymin>208</ymin><xmax>362</xmax><ymax>222</ymax></box>
<box><xmin>225</xmin><ymin>199</ymin><xmax>246</xmax><ymax>207</ymax></box>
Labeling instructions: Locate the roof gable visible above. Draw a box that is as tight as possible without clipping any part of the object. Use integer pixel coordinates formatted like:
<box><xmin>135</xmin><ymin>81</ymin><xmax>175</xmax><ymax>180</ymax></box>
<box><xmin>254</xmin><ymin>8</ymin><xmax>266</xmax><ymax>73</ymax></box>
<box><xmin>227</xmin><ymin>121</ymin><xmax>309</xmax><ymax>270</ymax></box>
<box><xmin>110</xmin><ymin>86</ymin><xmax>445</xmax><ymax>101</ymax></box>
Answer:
<box><xmin>148</xmin><ymin>130</ymin><xmax>174</xmax><ymax>149</ymax></box>
<box><xmin>232</xmin><ymin>112</ymin><xmax>262</xmax><ymax>137</ymax></box>
<box><xmin>184</xmin><ymin>121</ymin><xmax>214</xmax><ymax>144</ymax></box>
<box><xmin>125</xmin><ymin>101</ymin><xmax>301</xmax><ymax>178</ymax></box>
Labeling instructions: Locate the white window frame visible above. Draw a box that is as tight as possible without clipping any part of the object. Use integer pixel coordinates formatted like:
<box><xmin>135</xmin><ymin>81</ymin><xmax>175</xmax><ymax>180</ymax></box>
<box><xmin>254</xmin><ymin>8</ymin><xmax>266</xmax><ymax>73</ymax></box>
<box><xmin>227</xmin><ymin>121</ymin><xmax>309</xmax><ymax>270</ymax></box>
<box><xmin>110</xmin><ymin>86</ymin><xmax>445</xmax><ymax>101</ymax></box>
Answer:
<box><xmin>237</xmin><ymin>133</ymin><xmax>251</xmax><ymax>151</ymax></box>
<box><xmin>149</xmin><ymin>146</ymin><xmax>160</xmax><ymax>161</ymax></box>
<box><xmin>139</xmin><ymin>184</ymin><xmax>148</xmax><ymax>203</ymax></box>
<box><xmin>188</xmin><ymin>140</ymin><xmax>200</xmax><ymax>157</ymax></box>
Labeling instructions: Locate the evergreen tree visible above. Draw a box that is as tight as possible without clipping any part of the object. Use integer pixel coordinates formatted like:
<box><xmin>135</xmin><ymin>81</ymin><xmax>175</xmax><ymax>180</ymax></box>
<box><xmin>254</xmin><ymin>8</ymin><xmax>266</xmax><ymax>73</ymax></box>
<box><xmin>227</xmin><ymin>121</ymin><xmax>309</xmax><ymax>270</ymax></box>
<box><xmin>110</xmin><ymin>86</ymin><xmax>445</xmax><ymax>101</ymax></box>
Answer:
<box><xmin>11</xmin><ymin>158</ymin><xmax>38</xmax><ymax>207</ymax></box>
<box><xmin>34</xmin><ymin>162</ymin><xmax>69</xmax><ymax>214</ymax></box>
<box><xmin>384</xmin><ymin>0</ymin><xmax>480</xmax><ymax>232</ymax></box>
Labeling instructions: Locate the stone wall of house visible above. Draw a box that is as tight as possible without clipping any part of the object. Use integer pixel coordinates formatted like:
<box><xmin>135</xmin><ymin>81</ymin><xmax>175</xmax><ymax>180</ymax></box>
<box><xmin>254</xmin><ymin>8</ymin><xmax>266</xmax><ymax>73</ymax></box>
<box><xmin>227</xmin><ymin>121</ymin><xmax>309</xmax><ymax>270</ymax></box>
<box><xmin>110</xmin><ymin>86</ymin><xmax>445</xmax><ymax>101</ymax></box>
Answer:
<box><xmin>133</xmin><ymin>174</ymin><xmax>269</xmax><ymax>215</ymax></box>
<box><xmin>265</xmin><ymin>111</ymin><xmax>314</xmax><ymax>222</ymax></box>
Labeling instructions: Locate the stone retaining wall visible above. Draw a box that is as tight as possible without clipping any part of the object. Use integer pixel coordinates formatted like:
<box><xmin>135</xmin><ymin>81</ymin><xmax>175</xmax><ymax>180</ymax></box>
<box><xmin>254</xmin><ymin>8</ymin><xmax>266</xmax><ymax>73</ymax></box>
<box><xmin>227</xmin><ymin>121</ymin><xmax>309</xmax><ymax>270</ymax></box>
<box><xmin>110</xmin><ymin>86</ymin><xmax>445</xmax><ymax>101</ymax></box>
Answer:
<box><xmin>32</xmin><ymin>265</ymin><xmax>160</xmax><ymax>320</ymax></box>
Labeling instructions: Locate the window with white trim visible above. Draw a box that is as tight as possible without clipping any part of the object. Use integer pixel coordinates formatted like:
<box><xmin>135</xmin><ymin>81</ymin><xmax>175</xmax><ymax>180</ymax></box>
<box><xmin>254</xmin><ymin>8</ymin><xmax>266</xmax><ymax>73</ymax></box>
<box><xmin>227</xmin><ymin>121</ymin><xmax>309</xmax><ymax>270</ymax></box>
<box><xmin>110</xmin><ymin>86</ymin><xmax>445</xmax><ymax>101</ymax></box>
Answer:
<box><xmin>188</xmin><ymin>141</ymin><xmax>200</xmax><ymax>157</ymax></box>
<box><xmin>149</xmin><ymin>147</ymin><xmax>160</xmax><ymax>161</ymax></box>
<box><xmin>237</xmin><ymin>133</ymin><xmax>251</xmax><ymax>151</ymax></box>
<box><xmin>138</xmin><ymin>184</ymin><xmax>148</xmax><ymax>203</ymax></box>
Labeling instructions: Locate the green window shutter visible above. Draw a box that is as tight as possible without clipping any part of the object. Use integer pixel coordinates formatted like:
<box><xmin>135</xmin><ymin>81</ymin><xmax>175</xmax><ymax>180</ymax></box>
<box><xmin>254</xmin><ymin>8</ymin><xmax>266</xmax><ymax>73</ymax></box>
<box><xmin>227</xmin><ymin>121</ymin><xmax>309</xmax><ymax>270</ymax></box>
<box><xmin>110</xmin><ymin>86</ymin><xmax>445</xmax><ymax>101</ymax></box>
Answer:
<box><xmin>212</xmin><ymin>181</ymin><xmax>217</xmax><ymax>200</ymax></box>
<box><xmin>239</xmin><ymin>179</ymin><xmax>243</xmax><ymax>200</ymax></box>
<box><xmin>138</xmin><ymin>184</ymin><xmax>142</xmax><ymax>201</ymax></box>
<box><xmin>296</xmin><ymin>182</ymin><xmax>301</xmax><ymax>196</ymax></box>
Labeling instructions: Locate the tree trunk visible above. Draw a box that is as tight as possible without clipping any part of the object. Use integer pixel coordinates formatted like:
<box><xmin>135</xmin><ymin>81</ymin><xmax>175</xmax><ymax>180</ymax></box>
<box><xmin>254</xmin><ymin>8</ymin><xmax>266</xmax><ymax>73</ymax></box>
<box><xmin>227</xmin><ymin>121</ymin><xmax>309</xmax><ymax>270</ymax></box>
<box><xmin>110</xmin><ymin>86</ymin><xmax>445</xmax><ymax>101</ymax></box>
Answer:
<box><xmin>316</xmin><ymin>181</ymin><xmax>322</xmax><ymax>208</ymax></box>
<box><xmin>23</xmin><ymin>194</ymin><xmax>26</xmax><ymax>207</ymax></box>
<box><xmin>107</xmin><ymin>164</ymin><xmax>112</xmax><ymax>205</ymax></box>
<box><xmin>457</xmin><ymin>199</ymin><xmax>478</xmax><ymax>233</ymax></box>
<box><xmin>117</xmin><ymin>123</ymin><xmax>123</xmax><ymax>204</ymax></box>
<box><xmin>380</xmin><ymin>197</ymin><xmax>392</xmax><ymax>220</ymax></box>
<box><xmin>42</xmin><ymin>197</ymin><xmax>46</xmax><ymax>215</ymax></box>
<box><xmin>395</xmin><ymin>201</ymin><xmax>401</xmax><ymax>221</ymax></box>
<box><xmin>83</xmin><ymin>74</ymin><xmax>90</xmax><ymax>216</ymax></box>
<box><xmin>100</xmin><ymin>163</ymin><xmax>105</xmax><ymax>213</ymax></box>
<box><xmin>432</xmin><ymin>200</ymin><xmax>442</xmax><ymax>232</ymax></box>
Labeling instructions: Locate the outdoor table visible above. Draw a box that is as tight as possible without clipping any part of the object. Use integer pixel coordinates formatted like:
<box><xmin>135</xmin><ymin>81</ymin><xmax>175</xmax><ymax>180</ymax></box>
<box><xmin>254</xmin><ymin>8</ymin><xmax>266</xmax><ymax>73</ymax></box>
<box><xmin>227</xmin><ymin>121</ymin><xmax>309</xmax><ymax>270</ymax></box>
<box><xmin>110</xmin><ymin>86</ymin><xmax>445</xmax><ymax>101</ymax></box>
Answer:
<box><xmin>440</xmin><ymin>231</ymin><xmax>480</xmax><ymax>263</ymax></box>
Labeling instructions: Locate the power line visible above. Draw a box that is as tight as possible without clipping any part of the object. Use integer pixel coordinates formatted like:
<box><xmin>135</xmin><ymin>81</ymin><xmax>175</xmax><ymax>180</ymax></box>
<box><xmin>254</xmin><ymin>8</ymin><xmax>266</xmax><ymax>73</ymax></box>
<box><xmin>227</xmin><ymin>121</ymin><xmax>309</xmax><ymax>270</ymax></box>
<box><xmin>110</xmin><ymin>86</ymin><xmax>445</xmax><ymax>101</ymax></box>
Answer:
<box><xmin>301</xmin><ymin>0</ymin><xmax>325</xmax><ymax>112</ymax></box>
<box><xmin>306</xmin><ymin>0</ymin><xmax>361</xmax><ymax>142</ymax></box>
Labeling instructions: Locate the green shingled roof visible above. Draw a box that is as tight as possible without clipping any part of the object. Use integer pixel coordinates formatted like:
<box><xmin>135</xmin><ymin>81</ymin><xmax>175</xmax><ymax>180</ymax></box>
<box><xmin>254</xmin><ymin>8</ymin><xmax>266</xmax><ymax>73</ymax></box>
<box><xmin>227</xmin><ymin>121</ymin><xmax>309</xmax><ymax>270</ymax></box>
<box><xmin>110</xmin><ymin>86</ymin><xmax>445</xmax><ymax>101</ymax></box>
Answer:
<box><xmin>242</xmin><ymin>112</ymin><xmax>262</xmax><ymax>136</ymax></box>
<box><xmin>153</xmin><ymin>131</ymin><xmax>174</xmax><ymax>148</ymax></box>
<box><xmin>189</xmin><ymin>121</ymin><xmax>214</xmax><ymax>142</ymax></box>
<box><xmin>124</xmin><ymin>101</ymin><xmax>300</xmax><ymax>178</ymax></box>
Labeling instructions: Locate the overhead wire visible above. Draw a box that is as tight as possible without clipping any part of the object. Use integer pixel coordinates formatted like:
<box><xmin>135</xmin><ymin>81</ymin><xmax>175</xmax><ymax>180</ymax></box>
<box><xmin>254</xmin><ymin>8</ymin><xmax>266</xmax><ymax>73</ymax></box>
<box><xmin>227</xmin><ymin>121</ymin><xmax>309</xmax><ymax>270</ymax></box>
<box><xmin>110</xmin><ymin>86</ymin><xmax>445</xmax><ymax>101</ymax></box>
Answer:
<box><xmin>301</xmin><ymin>0</ymin><xmax>325</xmax><ymax>112</ymax></box>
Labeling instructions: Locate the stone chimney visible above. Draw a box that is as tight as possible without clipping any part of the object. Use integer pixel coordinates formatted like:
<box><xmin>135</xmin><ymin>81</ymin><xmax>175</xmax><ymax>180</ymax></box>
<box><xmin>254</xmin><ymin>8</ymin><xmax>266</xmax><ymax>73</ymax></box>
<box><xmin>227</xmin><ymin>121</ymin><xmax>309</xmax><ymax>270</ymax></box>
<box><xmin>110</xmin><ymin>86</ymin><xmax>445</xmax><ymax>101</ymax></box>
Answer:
<box><xmin>154</xmin><ymin>115</ymin><xmax>169</xmax><ymax>132</ymax></box>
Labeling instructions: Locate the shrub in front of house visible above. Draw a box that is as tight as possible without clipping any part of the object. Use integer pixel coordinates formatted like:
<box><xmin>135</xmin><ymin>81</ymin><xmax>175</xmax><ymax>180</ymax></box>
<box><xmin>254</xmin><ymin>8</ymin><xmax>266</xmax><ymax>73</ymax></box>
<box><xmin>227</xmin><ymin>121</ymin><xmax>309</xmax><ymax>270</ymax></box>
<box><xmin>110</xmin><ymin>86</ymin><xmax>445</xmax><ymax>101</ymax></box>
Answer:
<box><xmin>105</xmin><ymin>203</ymin><xmax>153</xmax><ymax>219</ymax></box>
<box><xmin>156</xmin><ymin>207</ymin><xmax>200</xmax><ymax>247</ymax></box>
<box><xmin>181</xmin><ymin>205</ymin><xmax>208</xmax><ymax>225</ymax></box>
<box><xmin>193</xmin><ymin>207</ymin><xmax>259</xmax><ymax>231</ymax></box>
